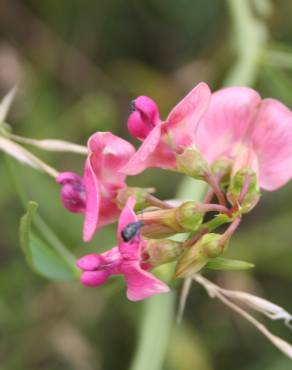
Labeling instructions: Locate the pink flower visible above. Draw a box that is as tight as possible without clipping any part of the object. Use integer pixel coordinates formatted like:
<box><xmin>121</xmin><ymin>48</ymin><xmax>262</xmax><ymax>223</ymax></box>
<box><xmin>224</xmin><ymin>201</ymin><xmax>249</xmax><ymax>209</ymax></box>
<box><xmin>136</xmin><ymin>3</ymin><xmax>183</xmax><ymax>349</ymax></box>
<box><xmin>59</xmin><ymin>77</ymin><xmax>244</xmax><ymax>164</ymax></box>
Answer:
<box><xmin>57</xmin><ymin>132</ymin><xmax>135</xmax><ymax>242</ymax></box>
<box><xmin>57</xmin><ymin>172</ymin><xmax>86</xmax><ymax>213</ymax></box>
<box><xmin>122</xmin><ymin>82</ymin><xmax>211</xmax><ymax>175</ymax></box>
<box><xmin>195</xmin><ymin>86</ymin><xmax>292</xmax><ymax>190</ymax></box>
<box><xmin>77</xmin><ymin>197</ymin><xmax>170</xmax><ymax>301</ymax></box>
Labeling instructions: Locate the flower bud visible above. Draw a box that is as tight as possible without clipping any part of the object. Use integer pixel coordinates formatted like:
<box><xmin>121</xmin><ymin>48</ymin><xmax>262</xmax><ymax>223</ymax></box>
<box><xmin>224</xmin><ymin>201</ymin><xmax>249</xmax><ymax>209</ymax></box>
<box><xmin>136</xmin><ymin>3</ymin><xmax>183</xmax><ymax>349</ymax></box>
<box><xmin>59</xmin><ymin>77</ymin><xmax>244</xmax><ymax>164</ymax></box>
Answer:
<box><xmin>175</xmin><ymin>201</ymin><xmax>204</xmax><ymax>231</ymax></box>
<box><xmin>176</xmin><ymin>147</ymin><xmax>209</xmax><ymax>179</ymax></box>
<box><xmin>174</xmin><ymin>233</ymin><xmax>224</xmax><ymax>278</ymax></box>
<box><xmin>142</xmin><ymin>239</ymin><xmax>182</xmax><ymax>267</ymax></box>
<box><xmin>138</xmin><ymin>208</ymin><xmax>183</xmax><ymax>238</ymax></box>
<box><xmin>116</xmin><ymin>186</ymin><xmax>155</xmax><ymax>211</ymax></box>
<box><xmin>138</xmin><ymin>201</ymin><xmax>204</xmax><ymax>239</ymax></box>
<box><xmin>127</xmin><ymin>96</ymin><xmax>160</xmax><ymax>140</ymax></box>
<box><xmin>227</xmin><ymin>168</ymin><xmax>260</xmax><ymax>213</ymax></box>
<box><xmin>56</xmin><ymin>172</ymin><xmax>86</xmax><ymax>213</ymax></box>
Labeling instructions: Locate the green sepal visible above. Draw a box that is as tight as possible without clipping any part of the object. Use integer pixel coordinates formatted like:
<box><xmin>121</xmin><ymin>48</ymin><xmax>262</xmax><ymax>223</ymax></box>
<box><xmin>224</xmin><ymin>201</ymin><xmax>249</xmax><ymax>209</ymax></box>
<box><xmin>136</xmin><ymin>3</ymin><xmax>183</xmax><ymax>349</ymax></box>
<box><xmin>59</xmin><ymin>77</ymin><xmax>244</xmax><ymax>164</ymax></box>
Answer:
<box><xmin>176</xmin><ymin>147</ymin><xmax>209</xmax><ymax>180</ymax></box>
<box><xmin>174</xmin><ymin>233</ymin><xmax>223</xmax><ymax>278</ymax></box>
<box><xmin>206</xmin><ymin>257</ymin><xmax>255</xmax><ymax>271</ymax></box>
<box><xmin>227</xmin><ymin>168</ymin><xmax>260</xmax><ymax>214</ymax></box>
<box><xmin>116</xmin><ymin>186</ymin><xmax>155</xmax><ymax>211</ymax></box>
<box><xmin>176</xmin><ymin>201</ymin><xmax>203</xmax><ymax>232</ymax></box>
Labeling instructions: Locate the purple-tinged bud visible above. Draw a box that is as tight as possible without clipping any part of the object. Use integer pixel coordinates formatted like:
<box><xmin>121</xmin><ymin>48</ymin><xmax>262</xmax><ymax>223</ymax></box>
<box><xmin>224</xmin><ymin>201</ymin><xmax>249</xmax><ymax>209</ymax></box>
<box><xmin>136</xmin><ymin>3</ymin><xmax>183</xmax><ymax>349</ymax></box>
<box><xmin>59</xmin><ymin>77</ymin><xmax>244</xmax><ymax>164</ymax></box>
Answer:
<box><xmin>143</xmin><ymin>239</ymin><xmax>182</xmax><ymax>267</ymax></box>
<box><xmin>127</xmin><ymin>96</ymin><xmax>161</xmax><ymax>140</ymax></box>
<box><xmin>56</xmin><ymin>172</ymin><xmax>86</xmax><ymax>213</ymax></box>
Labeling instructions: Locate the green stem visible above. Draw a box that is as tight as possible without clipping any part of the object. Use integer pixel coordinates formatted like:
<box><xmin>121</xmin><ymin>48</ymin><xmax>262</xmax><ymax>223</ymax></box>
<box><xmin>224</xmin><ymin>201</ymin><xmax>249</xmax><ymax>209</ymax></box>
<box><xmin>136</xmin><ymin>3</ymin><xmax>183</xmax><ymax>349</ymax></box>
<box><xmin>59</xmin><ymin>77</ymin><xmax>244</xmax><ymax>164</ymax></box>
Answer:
<box><xmin>263</xmin><ymin>49</ymin><xmax>292</xmax><ymax>70</ymax></box>
<box><xmin>129</xmin><ymin>293</ymin><xmax>175</xmax><ymax>370</ymax></box>
<box><xmin>224</xmin><ymin>0</ymin><xmax>267</xmax><ymax>87</ymax></box>
<box><xmin>204</xmin><ymin>214</ymin><xmax>232</xmax><ymax>232</ymax></box>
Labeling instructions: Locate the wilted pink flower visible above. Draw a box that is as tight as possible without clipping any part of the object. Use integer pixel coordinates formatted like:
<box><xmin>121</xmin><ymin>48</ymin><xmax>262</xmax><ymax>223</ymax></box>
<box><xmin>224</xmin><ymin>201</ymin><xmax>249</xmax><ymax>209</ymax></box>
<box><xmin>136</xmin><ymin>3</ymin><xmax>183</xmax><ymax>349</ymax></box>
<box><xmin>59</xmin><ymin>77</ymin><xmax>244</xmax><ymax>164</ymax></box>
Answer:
<box><xmin>122</xmin><ymin>82</ymin><xmax>211</xmax><ymax>175</ymax></box>
<box><xmin>195</xmin><ymin>86</ymin><xmax>292</xmax><ymax>190</ymax></box>
<box><xmin>57</xmin><ymin>132</ymin><xmax>135</xmax><ymax>242</ymax></box>
<box><xmin>77</xmin><ymin>197</ymin><xmax>170</xmax><ymax>301</ymax></box>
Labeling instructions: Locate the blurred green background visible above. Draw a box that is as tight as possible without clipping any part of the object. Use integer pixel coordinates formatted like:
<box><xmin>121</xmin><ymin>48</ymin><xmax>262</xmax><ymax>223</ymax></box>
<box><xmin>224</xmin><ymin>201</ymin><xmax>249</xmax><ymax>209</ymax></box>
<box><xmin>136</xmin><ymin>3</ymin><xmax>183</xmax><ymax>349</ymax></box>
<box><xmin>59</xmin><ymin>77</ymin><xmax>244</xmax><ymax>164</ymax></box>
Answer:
<box><xmin>1</xmin><ymin>0</ymin><xmax>292</xmax><ymax>369</ymax></box>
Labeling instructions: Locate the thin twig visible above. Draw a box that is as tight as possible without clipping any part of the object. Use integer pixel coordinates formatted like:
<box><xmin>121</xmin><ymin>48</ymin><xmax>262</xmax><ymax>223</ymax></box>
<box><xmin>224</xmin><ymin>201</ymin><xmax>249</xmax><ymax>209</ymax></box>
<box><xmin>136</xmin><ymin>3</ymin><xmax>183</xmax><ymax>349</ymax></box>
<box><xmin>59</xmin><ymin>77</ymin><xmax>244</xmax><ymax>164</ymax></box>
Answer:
<box><xmin>193</xmin><ymin>274</ymin><xmax>292</xmax><ymax>360</ymax></box>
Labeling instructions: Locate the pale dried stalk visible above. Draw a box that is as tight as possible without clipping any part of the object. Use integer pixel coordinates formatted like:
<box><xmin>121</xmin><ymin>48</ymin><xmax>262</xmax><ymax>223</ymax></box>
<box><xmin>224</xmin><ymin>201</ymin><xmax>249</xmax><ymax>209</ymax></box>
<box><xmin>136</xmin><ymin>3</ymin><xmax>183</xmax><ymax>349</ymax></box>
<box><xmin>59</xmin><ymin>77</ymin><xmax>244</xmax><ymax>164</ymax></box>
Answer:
<box><xmin>0</xmin><ymin>137</ymin><xmax>59</xmax><ymax>178</ymax></box>
<box><xmin>0</xmin><ymin>86</ymin><xmax>17</xmax><ymax>122</ymax></box>
<box><xmin>193</xmin><ymin>274</ymin><xmax>292</xmax><ymax>360</ymax></box>
<box><xmin>177</xmin><ymin>277</ymin><xmax>192</xmax><ymax>324</ymax></box>
<box><xmin>212</xmin><ymin>286</ymin><xmax>292</xmax><ymax>328</ymax></box>
<box><xmin>7</xmin><ymin>134</ymin><xmax>88</xmax><ymax>155</ymax></box>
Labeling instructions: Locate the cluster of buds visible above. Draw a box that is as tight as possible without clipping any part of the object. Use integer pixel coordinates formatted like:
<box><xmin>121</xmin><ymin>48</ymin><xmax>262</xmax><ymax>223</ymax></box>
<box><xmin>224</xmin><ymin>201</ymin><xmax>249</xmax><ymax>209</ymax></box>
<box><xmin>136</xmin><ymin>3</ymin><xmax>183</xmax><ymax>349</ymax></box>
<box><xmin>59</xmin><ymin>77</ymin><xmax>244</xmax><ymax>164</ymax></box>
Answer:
<box><xmin>57</xmin><ymin>83</ymin><xmax>292</xmax><ymax>301</ymax></box>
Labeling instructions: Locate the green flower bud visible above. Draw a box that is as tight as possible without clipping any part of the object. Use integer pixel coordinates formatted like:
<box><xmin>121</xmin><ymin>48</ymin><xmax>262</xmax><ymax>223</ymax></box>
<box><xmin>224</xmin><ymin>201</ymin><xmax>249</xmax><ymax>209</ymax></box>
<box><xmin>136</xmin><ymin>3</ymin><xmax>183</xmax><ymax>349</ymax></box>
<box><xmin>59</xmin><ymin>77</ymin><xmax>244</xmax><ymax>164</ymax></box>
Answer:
<box><xmin>116</xmin><ymin>186</ymin><xmax>155</xmax><ymax>211</ymax></box>
<box><xmin>202</xmin><ymin>233</ymin><xmax>224</xmax><ymax>258</ymax></box>
<box><xmin>227</xmin><ymin>168</ymin><xmax>260</xmax><ymax>213</ymax></box>
<box><xmin>174</xmin><ymin>233</ymin><xmax>224</xmax><ymax>278</ymax></box>
<box><xmin>176</xmin><ymin>147</ymin><xmax>209</xmax><ymax>179</ymax></box>
<box><xmin>175</xmin><ymin>201</ymin><xmax>203</xmax><ymax>232</ymax></box>
<box><xmin>138</xmin><ymin>208</ymin><xmax>184</xmax><ymax>239</ymax></box>
<box><xmin>138</xmin><ymin>201</ymin><xmax>204</xmax><ymax>239</ymax></box>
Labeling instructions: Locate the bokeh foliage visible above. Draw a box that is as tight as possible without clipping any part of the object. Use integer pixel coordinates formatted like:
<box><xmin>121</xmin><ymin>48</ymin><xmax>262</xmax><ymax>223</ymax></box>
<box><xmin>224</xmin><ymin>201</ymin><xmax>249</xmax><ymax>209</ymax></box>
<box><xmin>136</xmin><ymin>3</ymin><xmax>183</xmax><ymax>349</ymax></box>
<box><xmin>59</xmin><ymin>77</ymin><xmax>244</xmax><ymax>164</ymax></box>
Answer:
<box><xmin>1</xmin><ymin>0</ymin><xmax>292</xmax><ymax>369</ymax></box>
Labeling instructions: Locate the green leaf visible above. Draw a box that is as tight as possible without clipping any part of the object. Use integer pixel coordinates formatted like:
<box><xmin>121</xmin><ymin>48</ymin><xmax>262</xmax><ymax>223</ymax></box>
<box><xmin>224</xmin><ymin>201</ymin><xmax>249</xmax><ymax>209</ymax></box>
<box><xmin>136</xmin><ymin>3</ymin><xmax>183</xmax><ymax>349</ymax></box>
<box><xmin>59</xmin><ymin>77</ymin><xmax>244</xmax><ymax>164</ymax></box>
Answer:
<box><xmin>20</xmin><ymin>201</ymin><xmax>79</xmax><ymax>280</ymax></box>
<box><xmin>206</xmin><ymin>257</ymin><xmax>255</xmax><ymax>271</ymax></box>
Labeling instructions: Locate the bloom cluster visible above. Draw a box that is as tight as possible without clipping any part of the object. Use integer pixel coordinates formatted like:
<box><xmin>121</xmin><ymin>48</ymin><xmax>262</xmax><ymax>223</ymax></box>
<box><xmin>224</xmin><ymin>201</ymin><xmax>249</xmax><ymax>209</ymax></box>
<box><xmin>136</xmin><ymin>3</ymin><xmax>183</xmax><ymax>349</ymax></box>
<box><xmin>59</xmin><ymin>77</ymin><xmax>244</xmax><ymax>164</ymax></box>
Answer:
<box><xmin>57</xmin><ymin>83</ymin><xmax>292</xmax><ymax>301</ymax></box>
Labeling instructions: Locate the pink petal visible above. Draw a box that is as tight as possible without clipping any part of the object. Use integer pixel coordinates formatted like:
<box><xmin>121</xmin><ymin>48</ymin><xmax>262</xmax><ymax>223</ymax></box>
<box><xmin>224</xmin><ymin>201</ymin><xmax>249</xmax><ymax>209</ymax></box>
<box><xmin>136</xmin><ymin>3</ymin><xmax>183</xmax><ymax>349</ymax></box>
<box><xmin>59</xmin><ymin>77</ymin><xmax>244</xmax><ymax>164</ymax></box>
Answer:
<box><xmin>97</xmin><ymin>196</ymin><xmax>121</xmax><ymax>230</ymax></box>
<box><xmin>122</xmin><ymin>262</ymin><xmax>170</xmax><ymax>301</ymax></box>
<box><xmin>117</xmin><ymin>197</ymin><xmax>143</xmax><ymax>261</ymax></box>
<box><xmin>80</xmin><ymin>271</ymin><xmax>109</xmax><ymax>287</ymax></box>
<box><xmin>117</xmin><ymin>197</ymin><xmax>137</xmax><ymax>238</ymax></box>
<box><xmin>77</xmin><ymin>253</ymin><xmax>103</xmax><ymax>271</ymax></box>
<box><xmin>83</xmin><ymin>156</ymin><xmax>100</xmax><ymax>242</ymax></box>
<box><xmin>232</xmin><ymin>146</ymin><xmax>259</xmax><ymax>177</ymax></box>
<box><xmin>166</xmin><ymin>82</ymin><xmax>211</xmax><ymax>148</ymax></box>
<box><xmin>196</xmin><ymin>86</ymin><xmax>261</xmax><ymax>163</ymax></box>
<box><xmin>252</xmin><ymin>99</ymin><xmax>292</xmax><ymax>190</ymax></box>
<box><xmin>121</xmin><ymin>123</ymin><xmax>163</xmax><ymax>175</ymax></box>
<box><xmin>88</xmin><ymin>131</ymin><xmax>135</xmax><ymax>185</ymax></box>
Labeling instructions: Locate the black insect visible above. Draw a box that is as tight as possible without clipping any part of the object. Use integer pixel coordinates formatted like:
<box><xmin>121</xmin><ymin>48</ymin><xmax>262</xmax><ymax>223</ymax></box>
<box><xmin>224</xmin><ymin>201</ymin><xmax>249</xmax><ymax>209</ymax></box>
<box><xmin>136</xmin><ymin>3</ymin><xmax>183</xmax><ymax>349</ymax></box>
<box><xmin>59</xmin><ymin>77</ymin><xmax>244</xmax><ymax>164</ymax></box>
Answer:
<box><xmin>129</xmin><ymin>100</ymin><xmax>136</xmax><ymax>113</ymax></box>
<box><xmin>121</xmin><ymin>221</ymin><xmax>144</xmax><ymax>242</ymax></box>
